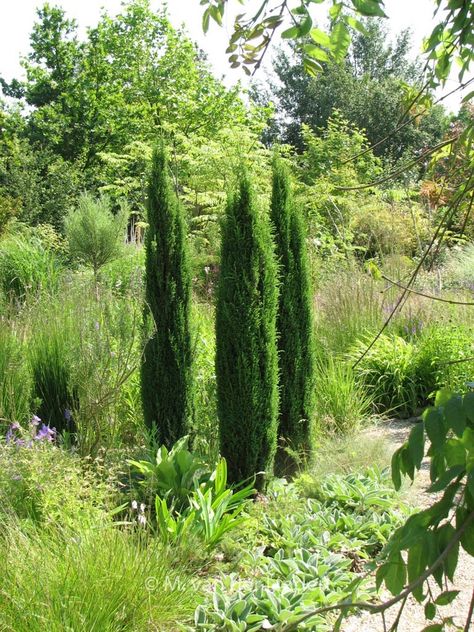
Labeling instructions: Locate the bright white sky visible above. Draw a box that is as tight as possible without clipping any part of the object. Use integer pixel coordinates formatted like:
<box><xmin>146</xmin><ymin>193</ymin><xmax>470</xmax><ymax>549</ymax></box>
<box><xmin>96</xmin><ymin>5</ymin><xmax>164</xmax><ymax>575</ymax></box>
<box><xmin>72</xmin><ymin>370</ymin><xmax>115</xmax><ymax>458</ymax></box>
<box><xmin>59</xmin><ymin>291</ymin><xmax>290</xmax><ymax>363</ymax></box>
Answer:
<box><xmin>0</xmin><ymin>0</ymin><xmax>470</xmax><ymax>112</ymax></box>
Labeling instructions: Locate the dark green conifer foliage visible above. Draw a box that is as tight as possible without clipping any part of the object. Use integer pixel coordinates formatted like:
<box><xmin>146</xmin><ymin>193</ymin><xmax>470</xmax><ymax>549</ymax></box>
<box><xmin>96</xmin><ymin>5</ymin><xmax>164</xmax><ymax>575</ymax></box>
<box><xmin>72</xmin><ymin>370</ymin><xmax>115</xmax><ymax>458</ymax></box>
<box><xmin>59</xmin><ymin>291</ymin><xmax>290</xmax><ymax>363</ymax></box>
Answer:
<box><xmin>271</xmin><ymin>158</ymin><xmax>315</xmax><ymax>473</ymax></box>
<box><xmin>141</xmin><ymin>146</ymin><xmax>192</xmax><ymax>446</ymax></box>
<box><xmin>216</xmin><ymin>174</ymin><xmax>279</xmax><ymax>490</ymax></box>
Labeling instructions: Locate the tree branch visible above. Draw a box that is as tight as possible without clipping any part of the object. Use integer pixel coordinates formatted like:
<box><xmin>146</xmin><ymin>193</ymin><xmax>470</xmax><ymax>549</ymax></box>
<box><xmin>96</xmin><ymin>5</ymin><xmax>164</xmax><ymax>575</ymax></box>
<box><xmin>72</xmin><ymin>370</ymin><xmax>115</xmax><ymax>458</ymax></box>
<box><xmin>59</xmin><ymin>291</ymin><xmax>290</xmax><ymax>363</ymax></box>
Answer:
<box><xmin>381</xmin><ymin>274</ymin><xmax>474</xmax><ymax>306</ymax></box>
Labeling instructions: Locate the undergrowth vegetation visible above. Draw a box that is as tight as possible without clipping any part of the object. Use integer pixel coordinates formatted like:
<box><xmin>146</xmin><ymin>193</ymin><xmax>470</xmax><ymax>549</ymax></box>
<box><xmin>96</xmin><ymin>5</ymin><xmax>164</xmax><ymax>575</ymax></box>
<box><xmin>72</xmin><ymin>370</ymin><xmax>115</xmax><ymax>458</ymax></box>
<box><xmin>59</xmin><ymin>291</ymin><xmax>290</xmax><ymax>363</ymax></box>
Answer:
<box><xmin>0</xmin><ymin>0</ymin><xmax>473</xmax><ymax>629</ymax></box>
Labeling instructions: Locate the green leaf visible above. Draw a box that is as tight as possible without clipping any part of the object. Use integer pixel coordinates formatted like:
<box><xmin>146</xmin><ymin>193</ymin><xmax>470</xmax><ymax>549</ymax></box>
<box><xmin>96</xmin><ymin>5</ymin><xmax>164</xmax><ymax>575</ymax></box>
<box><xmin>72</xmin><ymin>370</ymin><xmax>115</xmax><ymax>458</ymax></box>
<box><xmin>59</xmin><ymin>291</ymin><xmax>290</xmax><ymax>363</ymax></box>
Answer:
<box><xmin>384</xmin><ymin>552</ymin><xmax>406</xmax><ymax>595</ymax></box>
<box><xmin>457</xmin><ymin>507</ymin><xmax>474</xmax><ymax>555</ymax></box>
<box><xmin>299</xmin><ymin>15</ymin><xmax>313</xmax><ymax>37</ymax></box>
<box><xmin>436</xmin><ymin>523</ymin><xmax>458</xmax><ymax>582</ymax></box>
<box><xmin>303</xmin><ymin>44</ymin><xmax>329</xmax><ymax>62</ymax></box>
<box><xmin>445</xmin><ymin>395</ymin><xmax>466</xmax><ymax>437</ymax></box>
<box><xmin>407</xmin><ymin>541</ymin><xmax>425</xmax><ymax>601</ymax></box>
<box><xmin>330</xmin><ymin>21</ymin><xmax>350</xmax><ymax>63</ymax></box>
<box><xmin>310</xmin><ymin>28</ymin><xmax>331</xmax><ymax>47</ymax></box>
<box><xmin>391</xmin><ymin>448</ymin><xmax>402</xmax><ymax>490</ymax></box>
<box><xmin>352</xmin><ymin>0</ymin><xmax>388</xmax><ymax>17</ymax></box>
<box><xmin>434</xmin><ymin>590</ymin><xmax>459</xmax><ymax>606</ymax></box>
<box><xmin>420</xmin><ymin>624</ymin><xmax>443</xmax><ymax>632</ymax></box>
<box><xmin>424</xmin><ymin>602</ymin><xmax>436</xmax><ymax>620</ymax></box>
<box><xmin>463</xmin><ymin>392</ymin><xmax>474</xmax><ymax>422</ymax></box>
<box><xmin>408</xmin><ymin>422</ymin><xmax>425</xmax><ymax>470</ymax></box>
<box><xmin>281</xmin><ymin>26</ymin><xmax>299</xmax><ymax>39</ymax></box>
<box><xmin>424</xmin><ymin>407</ymin><xmax>446</xmax><ymax>450</ymax></box>
<box><xmin>346</xmin><ymin>16</ymin><xmax>369</xmax><ymax>35</ymax></box>
<box><xmin>202</xmin><ymin>8</ymin><xmax>210</xmax><ymax>33</ymax></box>
<box><xmin>427</xmin><ymin>464</ymin><xmax>464</xmax><ymax>493</ymax></box>
<box><xmin>435</xmin><ymin>389</ymin><xmax>453</xmax><ymax>407</ymax></box>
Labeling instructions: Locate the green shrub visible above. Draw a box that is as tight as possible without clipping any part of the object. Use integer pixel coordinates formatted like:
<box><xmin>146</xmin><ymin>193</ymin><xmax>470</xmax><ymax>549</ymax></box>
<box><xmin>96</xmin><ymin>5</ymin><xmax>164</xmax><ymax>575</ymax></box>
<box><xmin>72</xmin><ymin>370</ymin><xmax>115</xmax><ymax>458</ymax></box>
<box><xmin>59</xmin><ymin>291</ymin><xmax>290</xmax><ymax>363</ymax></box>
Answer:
<box><xmin>216</xmin><ymin>174</ymin><xmax>279</xmax><ymax>489</ymax></box>
<box><xmin>414</xmin><ymin>323</ymin><xmax>474</xmax><ymax>400</ymax></box>
<box><xmin>128</xmin><ymin>435</ymin><xmax>210</xmax><ymax>511</ymax></box>
<box><xmin>313</xmin><ymin>356</ymin><xmax>375</xmax><ymax>435</ymax></box>
<box><xmin>101</xmin><ymin>245</ymin><xmax>145</xmax><ymax>296</ymax></box>
<box><xmin>155</xmin><ymin>457</ymin><xmax>254</xmax><ymax>550</ymax></box>
<box><xmin>351</xmin><ymin>325</ymin><xmax>474</xmax><ymax>418</ymax></box>
<box><xmin>271</xmin><ymin>158</ymin><xmax>315</xmax><ymax>473</ymax></box>
<box><xmin>0</xmin><ymin>521</ymin><xmax>198</xmax><ymax>632</ymax></box>
<box><xmin>0</xmin><ymin>326</ymin><xmax>31</xmax><ymax>426</ymax></box>
<box><xmin>23</xmin><ymin>285</ymin><xmax>144</xmax><ymax>453</ymax></box>
<box><xmin>442</xmin><ymin>242</ymin><xmax>474</xmax><ymax>289</ymax></box>
<box><xmin>350</xmin><ymin>334</ymin><xmax>418</xmax><ymax>417</ymax></box>
<box><xmin>65</xmin><ymin>194</ymin><xmax>128</xmax><ymax>283</ymax></box>
<box><xmin>141</xmin><ymin>146</ymin><xmax>193</xmax><ymax>446</ymax></box>
<box><xmin>0</xmin><ymin>437</ymin><xmax>111</xmax><ymax>527</ymax></box>
<box><xmin>0</xmin><ymin>232</ymin><xmax>62</xmax><ymax>301</ymax></box>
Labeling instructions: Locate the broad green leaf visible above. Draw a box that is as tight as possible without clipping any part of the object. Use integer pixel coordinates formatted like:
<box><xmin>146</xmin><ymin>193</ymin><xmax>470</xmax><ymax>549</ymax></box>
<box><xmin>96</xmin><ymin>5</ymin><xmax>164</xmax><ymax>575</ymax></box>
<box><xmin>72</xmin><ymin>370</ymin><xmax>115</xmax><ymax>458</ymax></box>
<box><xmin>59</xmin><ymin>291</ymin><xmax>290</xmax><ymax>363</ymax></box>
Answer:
<box><xmin>352</xmin><ymin>0</ymin><xmax>388</xmax><ymax>17</ymax></box>
<box><xmin>445</xmin><ymin>394</ymin><xmax>466</xmax><ymax>437</ymax></box>
<box><xmin>421</xmin><ymin>625</ymin><xmax>443</xmax><ymax>632</ymax></box>
<box><xmin>281</xmin><ymin>26</ymin><xmax>299</xmax><ymax>39</ymax></box>
<box><xmin>435</xmin><ymin>389</ymin><xmax>453</xmax><ymax>407</ymax></box>
<box><xmin>202</xmin><ymin>8</ymin><xmax>210</xmax><ymax>33</ymax></box>
<box><xmin>299</xmin><ymin>15</ymin><xmax>313</xmax><ymax>37</ymax></box>
<box><xmin>330</xmin><ymin>21</ymin><xmax>350</xmax><ymax>63</ymax></box>
<box><xmin>391</xmin><ymin>448</ymin><xmax>402</xmax><ymax>490</ymax></box>
<box><xmin>427</xmin><ymin>464</ymin><xmax>464</xmax><ymax>493</ymax></box>
<box><xmin>407</xmin><ymin>541</ymin><xmax>425</xmax><ymax>601</ymax></box>
<box><xmin>303</xmin><ymin>44</ymin><xmax>329</xmax><ymax>62</ymax></box>
<box><xmin>384</xmin><ymin>552</ymin><xmax>406</xmax><ymax>595</ymax></box>
<box><xmin>463</xmin><ymin>392</ymin><xmax>474</xmax><ymax>422</ymax></box>
<box><xmin>424</xmin><ymin>602</ymin><xmax>436</xmax><ymax>620</ymax></box>
<box><xmin>436</xmin><ymin>523</ymin><xmax>458</xmax><ymax>582</ymax></box>
<box><xmin>457</xmin><ymin>507</ymin><xmax>474</xmax><ymax>555</ymax></box>
<box><xmin>346</xmin><ymin>16</ymin><xmax>369</xmax><ymax>35</ymax></box>
<box><xmin>408</xmin><ymin>422</ymin><xmax>425</xmax><ymax>469</ymax></box>
<box><xmin>434</xmin><ymin>590</ymin><xmax>459</xmax><ymax>606</ymax></box>
<box><xmin>424</xmin><ymin>407</ymin><xmax>446</xmax><ymax>450</ymax></box>
<box><xmin>444</xmin><ymin>438</ymin><xmax>466</xmax><ymax>468</ymax></box>
<box><xmin>310</xmin><ymin>28</ymin><xmax>331</xmax><ymax>47</ymax></box>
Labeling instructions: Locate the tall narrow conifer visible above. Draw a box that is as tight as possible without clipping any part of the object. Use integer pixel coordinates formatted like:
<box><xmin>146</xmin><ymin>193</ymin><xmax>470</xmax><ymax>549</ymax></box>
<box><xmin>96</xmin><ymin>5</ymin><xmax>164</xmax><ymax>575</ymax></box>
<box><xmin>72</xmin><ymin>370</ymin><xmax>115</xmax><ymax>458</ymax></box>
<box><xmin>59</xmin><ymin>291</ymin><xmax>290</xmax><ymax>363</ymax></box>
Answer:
<box><xmin>271</xmin><ymin>158</ymin><xmax>315</xmax><ymax>473</ymax></box>
<box><xmin>141</xmin><ymin>146</ymin><xmax>192</xmax><ymax>446</ymax></box>
<box><xmin>216</xmin><ymin>174</ymin><xmax>279</xmax><ymax>490</ymax></box>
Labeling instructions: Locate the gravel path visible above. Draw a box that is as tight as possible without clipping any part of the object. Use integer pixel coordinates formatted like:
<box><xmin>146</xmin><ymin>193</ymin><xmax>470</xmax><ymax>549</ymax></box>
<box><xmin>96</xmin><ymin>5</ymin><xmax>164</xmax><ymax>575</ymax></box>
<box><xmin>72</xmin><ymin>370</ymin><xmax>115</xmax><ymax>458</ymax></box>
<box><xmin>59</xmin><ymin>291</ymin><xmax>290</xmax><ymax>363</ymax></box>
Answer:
<box><xmin>343</xmin><ymin>419</ymin><xmax>474</xmax><ymax>632</ymax></box>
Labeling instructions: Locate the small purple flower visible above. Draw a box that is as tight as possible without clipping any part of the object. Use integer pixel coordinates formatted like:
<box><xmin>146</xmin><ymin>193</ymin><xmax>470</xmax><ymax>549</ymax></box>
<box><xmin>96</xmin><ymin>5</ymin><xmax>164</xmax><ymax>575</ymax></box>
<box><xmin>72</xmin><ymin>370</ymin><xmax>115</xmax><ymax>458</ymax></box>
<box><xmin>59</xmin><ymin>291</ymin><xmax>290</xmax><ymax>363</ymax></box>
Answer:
<box><xmin>10</xmin><ymin>422</ymin><xmax>20</xmax><ymax>431</ymax></box>
<box><xmin>35</xmin><ymin>424</ymin><xmax>56</xmax><ymax>442</ymax></box>
<box><xmin>15</xmin><ymin>439</ymin><xmax>26</xmax><ymax>447</ymax></box>
<box><xmin>64</xmin><ymin>409</ymin><xmax>72</xmax><ymax>422</ymax></box>
<box><xmin>30</xmin><ymin>415</ymin><xmax>41</xmax><ymax>426</ymax></box>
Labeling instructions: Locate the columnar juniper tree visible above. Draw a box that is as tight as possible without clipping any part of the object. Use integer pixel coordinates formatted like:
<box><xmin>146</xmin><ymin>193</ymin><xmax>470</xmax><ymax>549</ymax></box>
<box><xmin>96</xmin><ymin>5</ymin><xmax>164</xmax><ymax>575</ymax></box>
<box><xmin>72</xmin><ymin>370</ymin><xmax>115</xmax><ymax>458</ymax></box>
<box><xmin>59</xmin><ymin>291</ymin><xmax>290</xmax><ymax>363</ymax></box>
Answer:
<box><xmin>271</xmin><ymin>158</ymin><xmax>315</xmax><ymax>474</ymax></box>
<box><xmin>216</xmin><ymin>174</ymin><xmax>279</xmax><ymax>490</ymax></box>
<box><xmin>141</xmin><ymin>146</ymin><xmax>192</xmax><ymax>446</ymax></box>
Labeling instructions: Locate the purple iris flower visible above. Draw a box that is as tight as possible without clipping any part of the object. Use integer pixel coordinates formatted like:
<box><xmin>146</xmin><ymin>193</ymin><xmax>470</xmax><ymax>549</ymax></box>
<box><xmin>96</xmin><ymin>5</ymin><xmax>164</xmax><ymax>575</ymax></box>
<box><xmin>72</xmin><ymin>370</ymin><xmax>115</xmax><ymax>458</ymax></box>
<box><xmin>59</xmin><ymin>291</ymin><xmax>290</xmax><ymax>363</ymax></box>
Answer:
<box><xmin>30</xmin><ymin>415</ymin><xmax>41</xmax><ymax>427</ymax></box>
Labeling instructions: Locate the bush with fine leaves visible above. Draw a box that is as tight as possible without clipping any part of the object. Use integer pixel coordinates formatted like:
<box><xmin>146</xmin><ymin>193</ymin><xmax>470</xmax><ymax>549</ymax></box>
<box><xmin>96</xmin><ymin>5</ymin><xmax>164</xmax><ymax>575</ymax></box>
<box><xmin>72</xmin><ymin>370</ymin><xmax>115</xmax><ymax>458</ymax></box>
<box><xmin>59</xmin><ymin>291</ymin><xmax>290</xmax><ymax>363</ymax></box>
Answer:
<box><xmin>65</xmin><ymin>194</ymin><xmax>128</xmax><ymax>280</ymax></box>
